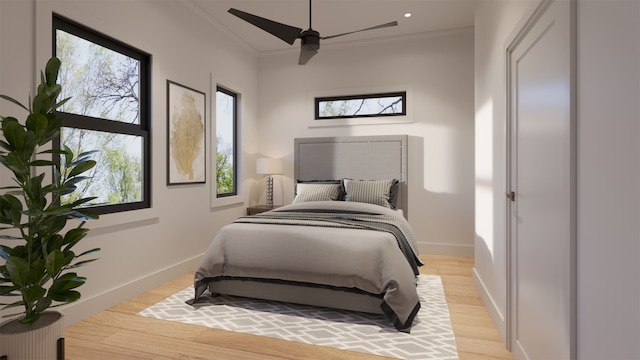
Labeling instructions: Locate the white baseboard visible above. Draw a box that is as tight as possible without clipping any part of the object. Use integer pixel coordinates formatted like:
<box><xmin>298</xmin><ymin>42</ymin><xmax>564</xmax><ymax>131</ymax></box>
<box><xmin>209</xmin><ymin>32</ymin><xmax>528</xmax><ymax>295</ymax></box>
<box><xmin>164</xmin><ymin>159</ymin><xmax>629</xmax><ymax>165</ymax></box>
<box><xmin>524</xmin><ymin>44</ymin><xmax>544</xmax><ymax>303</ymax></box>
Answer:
<box><xmin>472</xmin><ymin>267</ymin><xmax>507</xmax><ymax>344</ymax></box>
<box><xmin>59</xmin><ymin>254</ymin><xmax>204</xmax><ymax>326</ymax></box>
<box><xmin>418</xmin><ymin>242</ymin><xmax>474</xmax><ymax>257</ymax></box>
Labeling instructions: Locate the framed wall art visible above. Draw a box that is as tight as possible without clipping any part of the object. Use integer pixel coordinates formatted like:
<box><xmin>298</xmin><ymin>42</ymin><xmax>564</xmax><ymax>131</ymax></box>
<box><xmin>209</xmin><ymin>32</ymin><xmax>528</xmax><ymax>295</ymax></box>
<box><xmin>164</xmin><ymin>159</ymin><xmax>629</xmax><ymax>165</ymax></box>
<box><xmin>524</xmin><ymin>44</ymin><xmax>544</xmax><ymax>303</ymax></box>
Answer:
<box><xmin>167</xmin><ymin>80</ymin><xmax>206</xmax><ymax>185</ymax></box>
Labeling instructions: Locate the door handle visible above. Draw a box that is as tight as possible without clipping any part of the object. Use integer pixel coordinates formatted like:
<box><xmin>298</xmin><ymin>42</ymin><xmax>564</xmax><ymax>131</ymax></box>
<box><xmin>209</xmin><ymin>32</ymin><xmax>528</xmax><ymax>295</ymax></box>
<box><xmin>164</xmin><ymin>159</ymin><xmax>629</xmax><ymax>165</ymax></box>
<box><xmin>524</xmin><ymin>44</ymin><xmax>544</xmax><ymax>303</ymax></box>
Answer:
<box><xmin>506</xmin><ymin>191</ymin><xmax>515</xmax><ymax>201</ymax></box>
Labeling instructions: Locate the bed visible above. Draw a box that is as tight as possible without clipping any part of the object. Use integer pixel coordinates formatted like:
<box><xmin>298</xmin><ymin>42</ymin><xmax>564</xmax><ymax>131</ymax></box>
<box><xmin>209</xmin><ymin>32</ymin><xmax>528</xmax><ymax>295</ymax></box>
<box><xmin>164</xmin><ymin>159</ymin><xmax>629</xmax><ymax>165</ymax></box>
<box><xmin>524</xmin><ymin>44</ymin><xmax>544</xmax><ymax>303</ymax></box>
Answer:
<box><xmin>189</xmin><ymin>135</ymin><xmax>422</xmax><ymax>332</ymax></box>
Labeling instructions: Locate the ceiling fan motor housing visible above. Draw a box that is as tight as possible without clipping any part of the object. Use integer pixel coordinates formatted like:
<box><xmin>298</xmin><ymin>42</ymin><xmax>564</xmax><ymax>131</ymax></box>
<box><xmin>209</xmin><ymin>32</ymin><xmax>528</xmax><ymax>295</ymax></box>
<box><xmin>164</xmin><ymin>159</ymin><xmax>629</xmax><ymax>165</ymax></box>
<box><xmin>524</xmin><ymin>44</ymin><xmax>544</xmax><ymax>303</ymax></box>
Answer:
<box><xmin>300</xmin><ymin>29</ymin><xmax>320</xmax><ymax>51</ymax></box>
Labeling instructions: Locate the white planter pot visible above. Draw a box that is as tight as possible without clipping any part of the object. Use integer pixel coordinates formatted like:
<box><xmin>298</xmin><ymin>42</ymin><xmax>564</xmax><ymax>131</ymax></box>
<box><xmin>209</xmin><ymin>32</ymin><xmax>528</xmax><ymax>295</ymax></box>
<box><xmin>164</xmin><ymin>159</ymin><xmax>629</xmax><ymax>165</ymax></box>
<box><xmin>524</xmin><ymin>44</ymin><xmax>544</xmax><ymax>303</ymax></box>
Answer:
<box><xmin>0</xmin><ymin>311</ymin><xmax>64</xmax><ymax>360</ymax></box>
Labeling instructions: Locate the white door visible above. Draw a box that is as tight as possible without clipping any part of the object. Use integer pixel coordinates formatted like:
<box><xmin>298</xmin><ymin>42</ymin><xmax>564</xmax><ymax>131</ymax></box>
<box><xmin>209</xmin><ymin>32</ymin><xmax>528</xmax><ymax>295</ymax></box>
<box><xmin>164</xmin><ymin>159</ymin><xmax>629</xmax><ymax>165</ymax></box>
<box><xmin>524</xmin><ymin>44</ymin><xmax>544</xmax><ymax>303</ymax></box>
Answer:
<box><xmin>506</xmin><ymin>1</ymin><xmax>574</xmax><ymax>359</ymax></box>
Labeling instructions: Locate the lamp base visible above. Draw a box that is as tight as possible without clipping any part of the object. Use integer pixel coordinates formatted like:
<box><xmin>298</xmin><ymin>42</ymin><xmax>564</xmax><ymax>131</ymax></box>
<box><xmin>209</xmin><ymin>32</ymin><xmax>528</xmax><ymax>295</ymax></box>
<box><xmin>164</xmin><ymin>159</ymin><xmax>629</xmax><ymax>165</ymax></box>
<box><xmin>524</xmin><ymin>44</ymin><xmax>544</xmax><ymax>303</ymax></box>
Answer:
<box><xmin>266</xmin><ymin>175</ymin><xmax>274</xmax><ymax>207</ymax></box>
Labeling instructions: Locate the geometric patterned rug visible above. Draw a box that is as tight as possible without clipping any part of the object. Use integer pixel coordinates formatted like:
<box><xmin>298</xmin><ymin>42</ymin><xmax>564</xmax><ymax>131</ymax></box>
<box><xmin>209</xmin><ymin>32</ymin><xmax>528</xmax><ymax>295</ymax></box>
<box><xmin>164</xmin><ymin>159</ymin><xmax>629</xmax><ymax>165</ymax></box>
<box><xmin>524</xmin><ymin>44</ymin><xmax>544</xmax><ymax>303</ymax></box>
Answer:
<box><xmin>138</xmin><ymin>275</ymin><xmax>458</xmax><ymax>360</ymax></box>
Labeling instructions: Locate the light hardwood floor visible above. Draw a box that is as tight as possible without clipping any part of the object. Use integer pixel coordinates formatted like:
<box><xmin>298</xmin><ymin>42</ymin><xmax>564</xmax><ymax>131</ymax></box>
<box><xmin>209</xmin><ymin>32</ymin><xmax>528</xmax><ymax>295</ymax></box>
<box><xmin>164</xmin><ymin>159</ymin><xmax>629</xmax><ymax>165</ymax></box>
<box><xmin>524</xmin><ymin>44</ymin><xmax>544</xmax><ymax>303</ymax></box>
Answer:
<box><xmin>65</xmin><ymin>254</ymin><xmax>514</xmax><ymax>360</ymax></box>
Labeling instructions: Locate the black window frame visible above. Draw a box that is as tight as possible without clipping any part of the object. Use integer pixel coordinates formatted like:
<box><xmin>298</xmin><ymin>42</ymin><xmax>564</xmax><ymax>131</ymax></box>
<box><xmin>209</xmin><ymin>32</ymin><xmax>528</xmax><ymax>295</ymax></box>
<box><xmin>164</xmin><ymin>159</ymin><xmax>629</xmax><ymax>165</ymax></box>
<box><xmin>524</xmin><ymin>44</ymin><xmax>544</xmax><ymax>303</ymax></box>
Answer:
<box><xmin>314</xmin><ymin>91</ymin><xmax>407</xmax><ymax>120</ymax></box>
<box><xmin>215</xmin><ymin>86</ymin><xmax>238</xmax><ymax>198</ymax></box>
<box><xmin>52</xmin><ymin>14</ymin><xmax>151</xmax><ymax>215</ymax></box>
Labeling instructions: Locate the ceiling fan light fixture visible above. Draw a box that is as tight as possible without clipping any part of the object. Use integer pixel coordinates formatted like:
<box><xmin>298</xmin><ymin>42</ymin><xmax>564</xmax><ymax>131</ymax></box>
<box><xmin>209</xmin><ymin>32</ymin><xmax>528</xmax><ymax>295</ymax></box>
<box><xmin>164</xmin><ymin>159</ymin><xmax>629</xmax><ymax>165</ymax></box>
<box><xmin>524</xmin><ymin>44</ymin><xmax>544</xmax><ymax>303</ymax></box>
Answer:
<box><xmin>302</xmin><ymin>42</ymin><xmax>320</xmax><ymax>51</ymax></box>
<box><xmin>300</xmin><ymin>29</ymin><xmax>320</xmax><ymax>51</ymax></box>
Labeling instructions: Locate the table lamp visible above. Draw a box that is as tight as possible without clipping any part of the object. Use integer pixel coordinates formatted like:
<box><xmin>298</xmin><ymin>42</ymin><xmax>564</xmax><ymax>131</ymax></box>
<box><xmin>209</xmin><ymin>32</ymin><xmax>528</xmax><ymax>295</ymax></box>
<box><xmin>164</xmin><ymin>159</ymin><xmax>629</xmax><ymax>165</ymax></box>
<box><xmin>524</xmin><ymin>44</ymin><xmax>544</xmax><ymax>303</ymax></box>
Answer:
<box><xmin>256</xmin><ymin>157</ymin><xmax>282</xmax><ymax>207</ymax></box>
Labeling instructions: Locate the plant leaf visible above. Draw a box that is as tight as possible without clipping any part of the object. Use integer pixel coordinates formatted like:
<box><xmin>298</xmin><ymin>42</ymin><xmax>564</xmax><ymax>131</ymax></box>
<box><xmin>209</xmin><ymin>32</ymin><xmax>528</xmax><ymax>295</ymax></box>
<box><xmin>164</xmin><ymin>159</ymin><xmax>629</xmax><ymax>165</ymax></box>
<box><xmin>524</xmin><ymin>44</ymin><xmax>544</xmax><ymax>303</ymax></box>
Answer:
<box><xmin>50</xmin><ymin>290</ymin><xmax>80</xmax><ymax>303</ymax></box>
<box><xmin>23</xmin><ymin>284</ymin><xmax>46</xmax><ymax>303</ymax></box>
<box><xmin>45</xmin><ymin>250</ymin><xmax>65</xmax><ymax>278</ymax></box>
<box><xmin>0</xmin><ymin>194</ymin><xmax>23</xmax><ymax>226</ymax></box>
<box><xmin>0</xmin><ymin>285</ymin><xmax>18</xmax><ymax>295</ymax></box>
<box><xmin>51</xmin><ymin>273</ymin><xmax>86</xmax><ymax>293</ymax></box>
<box><xmin>35</xmin><ymin>296</ymin><xmax>52</xmax><ymax>312</ymax></box>
<box><xmin>0</xmin><ymin>139</ymin><xmax>12</xmax><ymax>151</ymax></box>
<box><xmin>69</xmin><ymin>258</ymin><xmax>99</xmax><ymax>269</ymax></box>
<box><xmin>0</xmin><ymin>245</ymin><xmax>11</xmax><ymax>260</ymax></box>
<box><xmin>0</xmin><ymin>95</ymin><xmax>29</xmax><ymax>112</ymax></box>
<box><xmin>5</xmin><ymin>257</ymin><xmax>29</xmax><ymax>287</ymax></box>
<box><xmin>1</xmin><ymin>117</ymin><xmax>22</xmax><ymax>151</ymax></box>
<box><xmin>1</xmin><ymin>300</ymin><xmax>25</xmax><ymax>310</ymax></box>
<box><xmin>76</xmin><ymin>248</ymin><xmax>100</xmax><ymax>258</ymax></box>
<box><xmin>45</xmin><ymin>57</ymin><xmax>61</xmax><ymax>87</ymax></box>
<box><xmin>25</xmin><ymin>113</ymin><xmax>48</xmax><ymax>139</ymax></box>
<box><xmin>68</xmin><ymin>160</ymin><xmax>97</xmax><ymax>178</ymax></box>
<box><xmin>62</xmin><ymin>228</ymin><xmax>89</xmax><ymax>248</ymax></box>
<box><xmin>70</xmin><ymin>209</ymin><xmax>99</xmax><ymax>221</ymax></box>
<box><xmin>31</xmin><ymin>159</ymin><xmax>56</xmax><ymax>167</ymax></box>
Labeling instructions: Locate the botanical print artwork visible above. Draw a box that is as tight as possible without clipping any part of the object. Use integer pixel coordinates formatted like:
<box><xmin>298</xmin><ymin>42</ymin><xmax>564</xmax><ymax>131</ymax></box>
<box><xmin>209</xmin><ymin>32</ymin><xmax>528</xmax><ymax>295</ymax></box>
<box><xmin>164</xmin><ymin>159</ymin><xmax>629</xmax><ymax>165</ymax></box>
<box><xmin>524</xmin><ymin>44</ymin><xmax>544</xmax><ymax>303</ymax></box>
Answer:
<box><xmin>171</xmin><ymin>92</ymin><xmax>204</xmax><ymax>179</ymax></box>
<box><xmin>167</xmin><ymin>81</ymin><xmax>206</xmax><ymax>184</ymax></box>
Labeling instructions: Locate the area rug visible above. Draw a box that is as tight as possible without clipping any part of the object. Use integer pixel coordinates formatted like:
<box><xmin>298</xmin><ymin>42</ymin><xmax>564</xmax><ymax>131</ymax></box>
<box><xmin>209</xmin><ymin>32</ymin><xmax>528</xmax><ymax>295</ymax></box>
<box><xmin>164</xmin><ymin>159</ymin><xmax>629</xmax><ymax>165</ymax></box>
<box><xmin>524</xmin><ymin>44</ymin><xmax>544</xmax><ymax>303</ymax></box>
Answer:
<box><xmin>138</xmin><ymin>275</ymin><xmax>458</xmax><ymax>360</ymax></box>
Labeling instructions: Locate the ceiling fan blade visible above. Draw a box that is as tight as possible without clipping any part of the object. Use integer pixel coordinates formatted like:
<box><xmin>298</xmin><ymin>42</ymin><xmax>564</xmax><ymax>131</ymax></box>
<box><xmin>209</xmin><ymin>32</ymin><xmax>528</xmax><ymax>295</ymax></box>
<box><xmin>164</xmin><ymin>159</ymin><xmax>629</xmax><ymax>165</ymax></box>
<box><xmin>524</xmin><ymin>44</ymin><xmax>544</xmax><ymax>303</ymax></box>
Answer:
<box><xmin>228</xmin><ymin>8</ymin><xmax>303</xmax><ymax>45</ymax></box>
<box><xmin>320</xmin><ymin>21</ymin><xmax>398</xmax><ymax>40</ymax></box>
<box><xmin>298</xmin><ymin>48</ymin><xmax>318</xmax><ymax>65</ymax></box>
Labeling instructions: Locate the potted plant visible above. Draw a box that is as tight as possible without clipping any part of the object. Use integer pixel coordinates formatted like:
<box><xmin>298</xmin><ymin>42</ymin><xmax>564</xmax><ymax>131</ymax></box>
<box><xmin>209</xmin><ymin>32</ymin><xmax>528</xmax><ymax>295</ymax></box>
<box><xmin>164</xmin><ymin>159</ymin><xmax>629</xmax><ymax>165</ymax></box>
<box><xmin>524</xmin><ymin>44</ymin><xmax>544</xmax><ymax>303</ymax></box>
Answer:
<box><xmin>0</xmin><ymin>57</ymin><xmax>100</xmax><ymax>359</ymax></box>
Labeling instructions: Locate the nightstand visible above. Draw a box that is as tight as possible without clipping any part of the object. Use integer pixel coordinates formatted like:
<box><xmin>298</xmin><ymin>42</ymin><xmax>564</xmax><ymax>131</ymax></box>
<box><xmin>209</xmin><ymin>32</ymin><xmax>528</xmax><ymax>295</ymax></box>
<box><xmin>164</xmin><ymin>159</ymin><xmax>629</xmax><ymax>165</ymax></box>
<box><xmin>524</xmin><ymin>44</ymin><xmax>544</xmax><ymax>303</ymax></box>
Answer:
<box><xmin>246</xmin><ymin>204</ymin><xmax>280</xmax><ymax>215</ymax></box>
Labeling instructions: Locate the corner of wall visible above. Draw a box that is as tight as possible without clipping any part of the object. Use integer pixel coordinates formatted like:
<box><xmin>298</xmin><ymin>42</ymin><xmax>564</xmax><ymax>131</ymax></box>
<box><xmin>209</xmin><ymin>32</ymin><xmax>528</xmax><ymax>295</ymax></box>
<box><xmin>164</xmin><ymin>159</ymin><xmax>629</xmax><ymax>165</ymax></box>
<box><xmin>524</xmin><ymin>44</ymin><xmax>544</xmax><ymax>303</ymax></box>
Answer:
<box><xmin>472</xmin><ymin>267</ymin><xmax>507</xmax><ymax>343</ymax></box>
<box><xmin>418</xmin><ymin>242</ymin><xmax>474</xmax><ymax>257</ymax></box>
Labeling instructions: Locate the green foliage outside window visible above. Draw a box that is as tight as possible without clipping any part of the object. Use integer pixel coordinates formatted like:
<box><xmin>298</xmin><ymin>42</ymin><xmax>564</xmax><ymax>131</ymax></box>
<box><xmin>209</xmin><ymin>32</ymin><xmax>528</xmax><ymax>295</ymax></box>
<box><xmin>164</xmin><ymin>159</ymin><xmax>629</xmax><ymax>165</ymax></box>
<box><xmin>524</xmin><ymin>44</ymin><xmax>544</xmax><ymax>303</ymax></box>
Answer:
<box><xmin>54</xmin><ymin>15</ymin><xmax>149</xmax><ymax>213</ymax></box>
<box><xmin>216</xmin><ymin>138</ymin><xmax>234</xmax><ymax>194</ymax></box>
<box><xmin>216</xmin><ymin>88</ymin><xmax>237</xmax><ymax>197</ymax></box>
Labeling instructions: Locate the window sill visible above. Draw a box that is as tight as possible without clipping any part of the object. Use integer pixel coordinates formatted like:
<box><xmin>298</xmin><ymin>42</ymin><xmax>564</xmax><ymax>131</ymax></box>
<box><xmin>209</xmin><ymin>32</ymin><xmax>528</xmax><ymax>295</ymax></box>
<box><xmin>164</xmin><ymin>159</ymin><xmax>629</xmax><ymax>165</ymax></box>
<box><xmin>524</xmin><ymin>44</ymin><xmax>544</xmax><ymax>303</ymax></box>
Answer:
<box><xmin>84</xmin><ymin>207</ymin><xmax>160</xmax><ymax>234</ymax></box>
<box><xmin>210</xmin><ymin>194</ymin><xmax>244</xmax><ymax>210</ymax></box>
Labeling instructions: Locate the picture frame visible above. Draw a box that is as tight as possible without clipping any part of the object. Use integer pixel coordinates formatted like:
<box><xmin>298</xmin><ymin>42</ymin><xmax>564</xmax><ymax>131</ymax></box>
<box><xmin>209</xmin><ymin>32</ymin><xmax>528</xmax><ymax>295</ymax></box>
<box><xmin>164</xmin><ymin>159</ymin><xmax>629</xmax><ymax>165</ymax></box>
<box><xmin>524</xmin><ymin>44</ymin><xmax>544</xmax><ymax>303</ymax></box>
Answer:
<box><xmin>167</xmin><ymin>80</ymin><xmax>206</xmax><ymax>185</ymax></box>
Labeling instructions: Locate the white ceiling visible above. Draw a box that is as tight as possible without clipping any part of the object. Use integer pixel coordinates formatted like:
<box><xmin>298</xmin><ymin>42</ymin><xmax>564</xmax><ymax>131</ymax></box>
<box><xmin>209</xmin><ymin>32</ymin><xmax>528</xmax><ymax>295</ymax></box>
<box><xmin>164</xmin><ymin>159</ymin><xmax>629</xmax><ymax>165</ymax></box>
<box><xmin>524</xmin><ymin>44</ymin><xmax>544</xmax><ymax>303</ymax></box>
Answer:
<box><xmin>185</xmin><ymin>0</ymin><xmax>477</xmax><ymax>54</ymax></box>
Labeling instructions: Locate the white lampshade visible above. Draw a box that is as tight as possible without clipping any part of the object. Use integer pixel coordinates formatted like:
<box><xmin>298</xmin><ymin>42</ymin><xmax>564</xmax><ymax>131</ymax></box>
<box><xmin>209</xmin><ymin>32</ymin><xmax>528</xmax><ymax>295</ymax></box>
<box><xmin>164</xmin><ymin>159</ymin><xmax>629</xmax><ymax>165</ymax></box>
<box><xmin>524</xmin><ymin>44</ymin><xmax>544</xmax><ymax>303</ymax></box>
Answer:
<box><xmin>256</xmin><ymin>157</ymin><xmax>282</xmax><ymax>175</ymax></box>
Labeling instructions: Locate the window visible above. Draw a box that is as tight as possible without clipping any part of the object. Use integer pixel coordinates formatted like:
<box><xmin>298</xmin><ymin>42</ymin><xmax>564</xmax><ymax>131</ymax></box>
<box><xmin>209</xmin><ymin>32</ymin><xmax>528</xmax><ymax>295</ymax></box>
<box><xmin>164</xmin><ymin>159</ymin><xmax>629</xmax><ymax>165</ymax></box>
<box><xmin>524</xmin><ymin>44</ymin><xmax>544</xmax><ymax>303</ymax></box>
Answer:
<box><xmin>215</xmin><ymin>87</ymin><xmax>238</xmax><ymax>197</ymax></box>
<box><xmin>53</xmin><ymin>15</ymin><xmax>150</xmax><ymax>214</ymax></box>
<box><xmin>315</xmin><ymin>91</ymin><xmax>406</xmax><ymax>120</ymax></box>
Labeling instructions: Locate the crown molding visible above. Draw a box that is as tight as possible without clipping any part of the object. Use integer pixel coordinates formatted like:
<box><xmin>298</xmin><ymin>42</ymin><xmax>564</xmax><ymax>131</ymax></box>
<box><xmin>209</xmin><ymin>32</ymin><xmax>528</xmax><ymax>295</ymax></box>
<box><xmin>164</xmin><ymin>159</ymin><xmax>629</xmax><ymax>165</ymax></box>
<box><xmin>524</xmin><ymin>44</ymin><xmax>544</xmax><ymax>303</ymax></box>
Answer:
<box><xmin>178</xmin><ymin>1</ymin><xmax>473</xmax><ymax>60</ymax></box>
<box><xmin>259</xmin><ymin>26</ymin><xmax>474</xmax><ymax>58</ymax></box>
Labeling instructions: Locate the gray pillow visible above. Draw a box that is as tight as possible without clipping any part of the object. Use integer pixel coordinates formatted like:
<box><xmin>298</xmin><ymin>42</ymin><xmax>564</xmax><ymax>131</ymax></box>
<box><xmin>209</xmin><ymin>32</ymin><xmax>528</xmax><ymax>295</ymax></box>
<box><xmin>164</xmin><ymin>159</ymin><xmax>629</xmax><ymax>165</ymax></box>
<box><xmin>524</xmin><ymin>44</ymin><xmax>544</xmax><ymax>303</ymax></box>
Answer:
<box><xmin>343</xmin><ymin>179</ymin><xmax>399</xmax><ymax>208</ymax></box>
<box><xmin>292</xmin><ymin>183</ymin><xmax>342</xmax><ymax>203</ymax></box>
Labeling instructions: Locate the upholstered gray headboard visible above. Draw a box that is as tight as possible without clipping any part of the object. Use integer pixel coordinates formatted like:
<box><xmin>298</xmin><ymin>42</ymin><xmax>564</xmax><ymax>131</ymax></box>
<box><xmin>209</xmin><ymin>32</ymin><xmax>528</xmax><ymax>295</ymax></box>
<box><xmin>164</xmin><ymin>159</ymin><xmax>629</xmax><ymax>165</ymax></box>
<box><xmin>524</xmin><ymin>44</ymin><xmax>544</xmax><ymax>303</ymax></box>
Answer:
<box><xmin>294</xmin><ymin>135</ymin><xmax>409</xmax><ymax>219</ymax></box>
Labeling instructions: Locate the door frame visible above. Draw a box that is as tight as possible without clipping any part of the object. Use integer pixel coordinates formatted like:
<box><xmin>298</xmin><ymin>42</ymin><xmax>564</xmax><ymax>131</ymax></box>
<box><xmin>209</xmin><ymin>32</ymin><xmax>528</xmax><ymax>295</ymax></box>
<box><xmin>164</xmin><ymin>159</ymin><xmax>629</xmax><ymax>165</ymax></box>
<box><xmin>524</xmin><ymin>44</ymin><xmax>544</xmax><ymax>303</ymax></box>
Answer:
<box><xmin>504</xmin><ymin>0</ymin><xmax>577</xmax><ymax>358</ymax></box>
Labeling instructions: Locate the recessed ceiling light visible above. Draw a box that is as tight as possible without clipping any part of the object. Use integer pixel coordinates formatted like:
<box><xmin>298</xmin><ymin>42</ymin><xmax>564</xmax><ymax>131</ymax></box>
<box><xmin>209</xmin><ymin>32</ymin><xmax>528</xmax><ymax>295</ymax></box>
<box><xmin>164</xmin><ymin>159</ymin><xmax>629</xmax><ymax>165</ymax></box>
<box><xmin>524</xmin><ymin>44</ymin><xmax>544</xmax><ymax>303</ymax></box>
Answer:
<box><xmin>404</xmin><ymin>12</ymin><xmax>412</xmax><ymax>18</ymax></box>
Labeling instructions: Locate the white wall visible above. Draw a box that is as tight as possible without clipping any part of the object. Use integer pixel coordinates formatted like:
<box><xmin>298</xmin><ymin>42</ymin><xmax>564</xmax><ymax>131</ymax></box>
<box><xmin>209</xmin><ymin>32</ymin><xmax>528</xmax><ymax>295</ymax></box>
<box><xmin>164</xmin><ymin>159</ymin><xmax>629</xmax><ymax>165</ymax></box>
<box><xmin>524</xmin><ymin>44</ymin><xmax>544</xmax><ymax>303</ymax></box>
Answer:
<box><xmin>577</xmin><ymin>0</ymin><xmax>640</xmax><ymax>358</ymax></box>
<box><xmin>0</xmin><ymin>0</ymin><xmax>474</xmax><ymax>329</ymax></box>
<box><xmin>475</xmin><ymin>0</ymin><xmax>640</xmax><ymax>357</ymax></box>
<box><xmin>257</xmin><ymin>30</ymin><xmax>476</xmax><ymax>256</ymax></box>
<box><xmin>473</xmin><ymin>0</ymin><xmax>531</xmax><ymax>341</ymax></box>
<box><xmin>0</xmin><ymin>0</ymin><xmax>259</xmax><ymax>325</ymax></box>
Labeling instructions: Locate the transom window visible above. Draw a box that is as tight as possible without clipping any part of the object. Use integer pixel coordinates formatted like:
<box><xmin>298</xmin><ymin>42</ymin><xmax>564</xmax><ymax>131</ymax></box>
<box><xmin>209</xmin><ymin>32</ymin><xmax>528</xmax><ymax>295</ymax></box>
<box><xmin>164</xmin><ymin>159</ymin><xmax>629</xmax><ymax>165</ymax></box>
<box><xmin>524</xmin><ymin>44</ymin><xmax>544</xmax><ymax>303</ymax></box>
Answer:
<box><xmin>53</xmin><ymin>14</ymin><xmax>151</xmax><ymax>214</ymax></box>
<box><xmin>315</xmin><ymin>91</ymin><xmax>406</xmax><ymax>120</ymax></box>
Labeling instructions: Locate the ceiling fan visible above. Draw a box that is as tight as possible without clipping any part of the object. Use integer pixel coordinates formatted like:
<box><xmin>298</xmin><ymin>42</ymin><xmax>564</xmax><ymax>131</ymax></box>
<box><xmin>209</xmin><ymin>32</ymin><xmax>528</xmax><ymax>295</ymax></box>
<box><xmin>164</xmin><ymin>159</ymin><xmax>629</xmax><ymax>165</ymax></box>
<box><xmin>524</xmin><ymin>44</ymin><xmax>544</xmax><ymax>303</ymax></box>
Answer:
<box><xmin>228</xmin><ymin>0</ymin><xmax>398</xmax><ymax>65</ymax></box>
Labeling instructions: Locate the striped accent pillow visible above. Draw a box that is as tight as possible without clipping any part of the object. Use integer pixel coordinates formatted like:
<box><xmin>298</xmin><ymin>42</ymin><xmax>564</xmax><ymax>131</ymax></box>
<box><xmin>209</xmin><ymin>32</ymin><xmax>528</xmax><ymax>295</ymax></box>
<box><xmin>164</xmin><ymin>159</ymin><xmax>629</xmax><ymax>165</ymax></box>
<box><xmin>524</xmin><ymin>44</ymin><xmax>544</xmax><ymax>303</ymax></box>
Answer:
<box><xmin>292</xmin><ymin>183</ymin><xmax>342</xmax><ymax>203</ymax></box>
<box><xmin>343</xmin><ymin>179</ymin><xmax>399</xmax><ymax>208</ymax></box>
